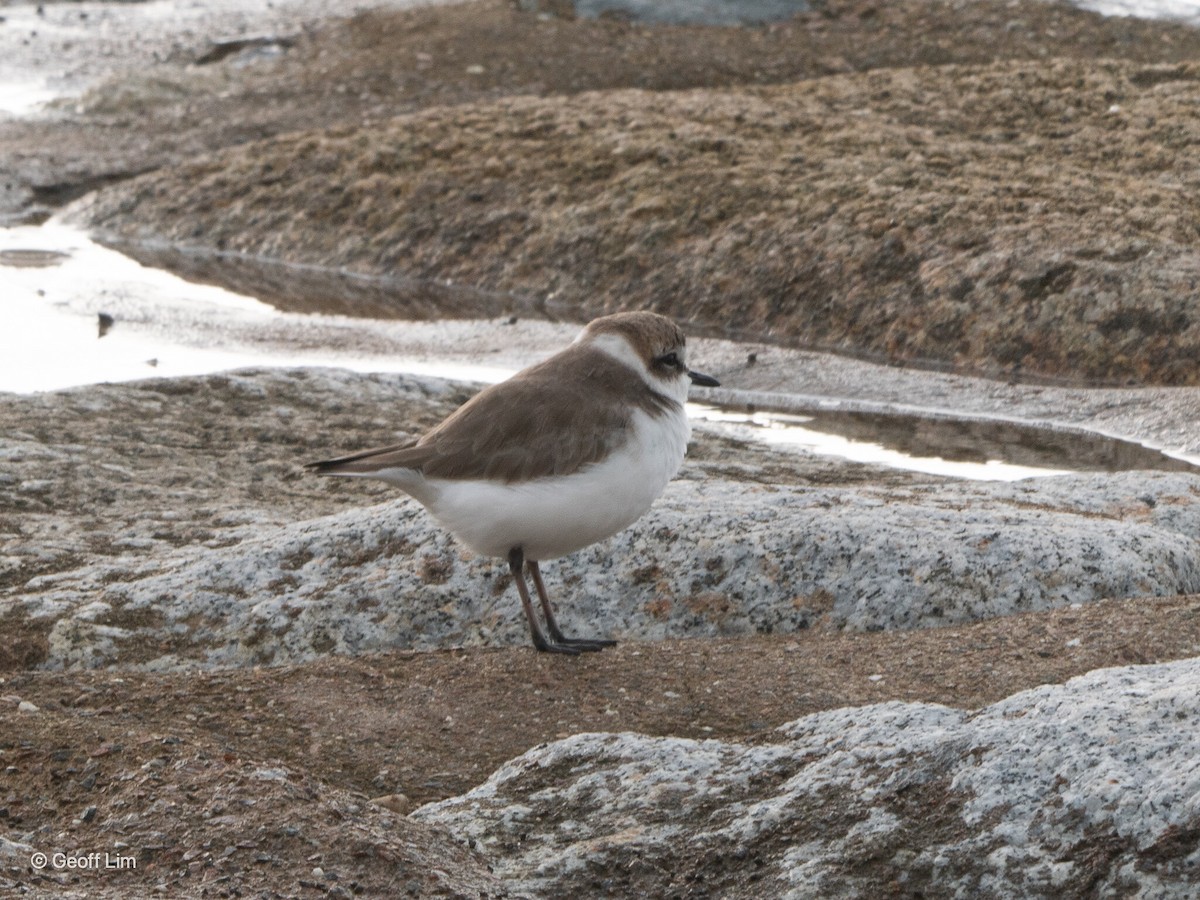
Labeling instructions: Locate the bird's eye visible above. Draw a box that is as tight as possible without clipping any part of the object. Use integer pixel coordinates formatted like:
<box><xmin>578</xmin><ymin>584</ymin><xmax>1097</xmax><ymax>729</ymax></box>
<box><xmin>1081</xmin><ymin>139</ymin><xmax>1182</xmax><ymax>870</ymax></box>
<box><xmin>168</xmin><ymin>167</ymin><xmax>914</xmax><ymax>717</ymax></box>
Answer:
<box><xmin>656</xmin><ymin>352</ymin><xmax>681</xmax><ymax>369</ymax></box>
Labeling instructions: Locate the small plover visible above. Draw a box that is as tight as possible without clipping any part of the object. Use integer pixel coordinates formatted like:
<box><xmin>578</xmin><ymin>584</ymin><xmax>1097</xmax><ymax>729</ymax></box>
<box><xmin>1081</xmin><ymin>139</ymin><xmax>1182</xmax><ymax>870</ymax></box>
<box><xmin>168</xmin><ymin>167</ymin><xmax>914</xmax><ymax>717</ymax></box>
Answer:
<box><xmin>307</xmin><ymin>312</ymin><xmax>719</xmax><ymax>653</ymax></box>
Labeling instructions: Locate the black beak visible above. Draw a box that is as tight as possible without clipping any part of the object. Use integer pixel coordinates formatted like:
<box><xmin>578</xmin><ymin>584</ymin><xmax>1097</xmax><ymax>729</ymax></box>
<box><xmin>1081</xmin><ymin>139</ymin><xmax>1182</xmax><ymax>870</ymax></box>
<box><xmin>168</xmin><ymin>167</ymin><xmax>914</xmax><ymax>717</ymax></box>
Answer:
<box><xmin>688</xmin><ymin>370</ymin><xmax>720</xmax><ymax>388</ymax></box>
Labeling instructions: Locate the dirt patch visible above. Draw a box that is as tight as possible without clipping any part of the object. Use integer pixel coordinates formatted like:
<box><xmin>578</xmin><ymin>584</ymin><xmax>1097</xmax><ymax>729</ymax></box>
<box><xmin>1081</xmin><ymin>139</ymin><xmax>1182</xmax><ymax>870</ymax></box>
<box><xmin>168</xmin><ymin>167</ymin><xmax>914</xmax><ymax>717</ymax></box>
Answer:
<box><xmin>0</xmin><ymin>709</ymin><xmax>506</xmax><ymax>898</ymax></box>
<box><xmin>14</xmin><ymin>0</ymin><xmax>1200</xmax><ymax>198</ymax></box>
<box><xmin>0</xmin><ymin>606</ymin><xmax>51</xmax><ymax>671</ymax></box>
<box><xmin>9</xmin><ymin>3</ymin><xmax>1200</xmax><ymax>382</ymax></box>
<box><xmin>3</xmin><ymin>593</ymin><xmax>1199</xmax><ymax>895</ymax></box>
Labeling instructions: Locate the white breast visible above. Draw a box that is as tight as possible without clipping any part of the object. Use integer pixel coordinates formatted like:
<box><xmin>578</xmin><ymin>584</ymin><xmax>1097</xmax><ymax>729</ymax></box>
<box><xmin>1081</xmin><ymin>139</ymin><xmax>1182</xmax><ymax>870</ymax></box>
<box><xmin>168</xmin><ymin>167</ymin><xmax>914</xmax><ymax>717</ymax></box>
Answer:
<box><xmin>418</xmin><ymin>405</ymin><xmax>691</xmax><ymax>561</ymax></box>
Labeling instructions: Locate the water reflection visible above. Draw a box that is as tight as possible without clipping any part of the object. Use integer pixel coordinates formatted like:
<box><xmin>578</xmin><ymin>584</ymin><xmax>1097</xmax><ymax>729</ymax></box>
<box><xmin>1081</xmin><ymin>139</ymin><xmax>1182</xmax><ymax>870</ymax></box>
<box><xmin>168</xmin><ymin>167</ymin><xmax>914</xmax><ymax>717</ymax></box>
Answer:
<box><xmin>690</xmin><ymin>404</ymin><xmax>1197</xmax><ymax>481</ymax></box>
<box><xmin>791</xmin><ymin>406</ymin><xmax>1195</xmax><ymax>474</ymax></box>
<box><xmin>106</xmin><ymin>238</ymin><xmax>539</xmax><ymax>321</ymax></box>
<box><xmin>0</xmin><ymin>248</ymin><xmax>71</xmax><ymax>268</ymax></box>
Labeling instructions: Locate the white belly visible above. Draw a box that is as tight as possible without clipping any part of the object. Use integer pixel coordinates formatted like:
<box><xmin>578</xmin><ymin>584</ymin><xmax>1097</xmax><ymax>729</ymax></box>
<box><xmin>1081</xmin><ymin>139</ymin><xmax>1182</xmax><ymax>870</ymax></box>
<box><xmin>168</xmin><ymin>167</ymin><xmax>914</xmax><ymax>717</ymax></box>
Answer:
<box><xmin>412</xmin><ymin>407</ymin><xmax>690</xmax><ymax>560</ymax></box>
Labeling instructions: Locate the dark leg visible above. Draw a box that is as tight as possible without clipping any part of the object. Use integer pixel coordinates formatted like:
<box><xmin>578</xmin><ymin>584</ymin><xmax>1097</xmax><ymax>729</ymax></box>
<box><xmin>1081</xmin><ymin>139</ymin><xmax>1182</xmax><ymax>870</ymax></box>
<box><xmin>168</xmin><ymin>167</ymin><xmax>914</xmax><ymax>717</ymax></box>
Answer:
<box><xmin>528</xmin><ymin>560</ymin><xmax>617</xmax><ymax>651</ymax></box>
<box><xmin>508</xmin><ymin>548</ymin><xmax>580</xmax><ymax>655</ymax></box>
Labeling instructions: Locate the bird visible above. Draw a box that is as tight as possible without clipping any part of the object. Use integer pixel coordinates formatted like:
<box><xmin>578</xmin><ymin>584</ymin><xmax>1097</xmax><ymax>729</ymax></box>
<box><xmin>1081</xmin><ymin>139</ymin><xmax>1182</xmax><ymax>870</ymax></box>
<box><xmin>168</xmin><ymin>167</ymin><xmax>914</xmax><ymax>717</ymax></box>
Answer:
<box><xmin>306</xmin><ymin>311</ymin><xmax>720</xmax><ymax>654</ymax></box>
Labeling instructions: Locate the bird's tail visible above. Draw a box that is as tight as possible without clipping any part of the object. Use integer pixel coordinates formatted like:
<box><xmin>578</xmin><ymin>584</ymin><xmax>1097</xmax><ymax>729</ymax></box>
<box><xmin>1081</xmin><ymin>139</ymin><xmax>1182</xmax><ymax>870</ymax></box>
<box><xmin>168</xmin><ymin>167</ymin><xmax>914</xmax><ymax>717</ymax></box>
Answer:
<box><xmin>305</xmin><ymin>441</ymin><xmax>434</xmax><ymax>476</ymax></box>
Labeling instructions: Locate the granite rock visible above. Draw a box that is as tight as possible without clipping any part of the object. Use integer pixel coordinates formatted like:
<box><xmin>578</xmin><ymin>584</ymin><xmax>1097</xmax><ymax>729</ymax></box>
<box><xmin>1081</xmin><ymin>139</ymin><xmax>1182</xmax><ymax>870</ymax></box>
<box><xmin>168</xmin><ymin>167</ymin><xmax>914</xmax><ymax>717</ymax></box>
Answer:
<box><xmin>4</xmin><ymin>369</ymin><xmax>1200</xmax><ymax>671</ymax></box>
<box><xmin>19</xmin><ymin>466</ymin><xmax>1200</xmax><ymax>669</ymax></box>
<box><xmin>415</xmin><ymin>657</ymin><xmax>1200</xmax><ymax>897</ymax></box>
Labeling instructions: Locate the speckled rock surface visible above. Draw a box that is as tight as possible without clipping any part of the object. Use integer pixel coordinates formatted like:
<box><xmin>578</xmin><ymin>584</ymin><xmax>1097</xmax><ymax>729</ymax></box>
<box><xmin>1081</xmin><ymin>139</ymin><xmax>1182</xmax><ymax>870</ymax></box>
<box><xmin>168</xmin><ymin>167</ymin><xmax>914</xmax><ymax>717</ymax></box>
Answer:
<box><xmin>5</xmin><ymin>370</ymin><xmax>1199</xmax><ymax>671</ymax></box>
<box><xmin>414</xmin><ymin>657</ymin><xmax>1200</xmax><ymax>897</ymax></box>
<box><xmin>24</xmin><ymin>469</ymin><xmax>1200</xmax><ymax>670</ymax></box>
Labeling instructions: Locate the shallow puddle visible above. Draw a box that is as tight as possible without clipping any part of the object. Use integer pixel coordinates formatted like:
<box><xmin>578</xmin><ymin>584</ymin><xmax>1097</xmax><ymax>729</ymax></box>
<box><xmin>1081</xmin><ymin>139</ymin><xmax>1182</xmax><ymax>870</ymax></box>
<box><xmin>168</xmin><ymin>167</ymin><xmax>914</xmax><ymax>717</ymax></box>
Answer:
<box><xmin>3</xmin><ymin>222</ymin><xmax>1198</xmax><ymax>482</ymax></box>
<box><xmin>689</xmin><ymin>404</ymin><xmax>1197</xmax><ymax>480</ymax></box>
<box><xmin>108</xmin><ymin>238</ymin><xmax>533</xmax><ymax>321</ymax></box>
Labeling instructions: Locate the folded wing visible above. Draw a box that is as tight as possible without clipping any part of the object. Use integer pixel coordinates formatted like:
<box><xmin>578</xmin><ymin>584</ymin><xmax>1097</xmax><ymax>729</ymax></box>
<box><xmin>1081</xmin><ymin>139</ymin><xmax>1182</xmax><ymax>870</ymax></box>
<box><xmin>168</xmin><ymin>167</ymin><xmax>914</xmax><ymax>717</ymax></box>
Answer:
<box><xmin>305</xmin><ymin>345</ymin><xmax>657</xmax><ymax>483</ymax></box>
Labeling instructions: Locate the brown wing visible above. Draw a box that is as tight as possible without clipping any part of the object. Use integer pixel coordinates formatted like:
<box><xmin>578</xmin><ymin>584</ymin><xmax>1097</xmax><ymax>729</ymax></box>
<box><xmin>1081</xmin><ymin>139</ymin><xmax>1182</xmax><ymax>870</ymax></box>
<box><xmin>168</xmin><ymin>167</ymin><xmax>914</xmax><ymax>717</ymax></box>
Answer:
<box><xmin>417</xmin><ymin>345</ymin><xmax>644</xmax><ymax>482</ymax></box>
<box><xmin>306</xmin><ymin>344</ymin><xmax>674</xmax><ymax>482</ymax></box>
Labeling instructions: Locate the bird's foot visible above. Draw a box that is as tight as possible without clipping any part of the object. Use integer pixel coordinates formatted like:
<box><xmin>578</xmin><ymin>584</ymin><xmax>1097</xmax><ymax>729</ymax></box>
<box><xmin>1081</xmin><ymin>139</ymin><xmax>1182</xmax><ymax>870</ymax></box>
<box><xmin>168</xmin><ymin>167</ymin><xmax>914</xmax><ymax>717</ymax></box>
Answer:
<box><xmin>533</xmin><ymin>634</ymin><xmax>617</xmax><ymax>654</ymax></box>
<box><xmin>544</xmin><ymin>627</ymin><xmax>617</xmax><ymax>652</ymax></box>
<box><xmin>515</xmin><ymin>553</ymin><xmax>617</xmax><ymax>654</ymax></box>
<box><xmin>559</xmin><ymin>637</ymin><xmax>617</xmax><ymax>652</ymax></box>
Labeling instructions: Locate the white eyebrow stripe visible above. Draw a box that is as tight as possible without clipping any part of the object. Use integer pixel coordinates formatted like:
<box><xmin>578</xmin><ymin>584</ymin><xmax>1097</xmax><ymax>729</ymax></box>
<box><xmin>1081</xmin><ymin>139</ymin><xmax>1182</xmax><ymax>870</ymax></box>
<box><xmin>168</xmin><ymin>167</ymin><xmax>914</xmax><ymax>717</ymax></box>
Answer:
<box><xmin>588</xmin><ymin>332</ymin><xmax>645</xmax><ymax>374</ymax></box>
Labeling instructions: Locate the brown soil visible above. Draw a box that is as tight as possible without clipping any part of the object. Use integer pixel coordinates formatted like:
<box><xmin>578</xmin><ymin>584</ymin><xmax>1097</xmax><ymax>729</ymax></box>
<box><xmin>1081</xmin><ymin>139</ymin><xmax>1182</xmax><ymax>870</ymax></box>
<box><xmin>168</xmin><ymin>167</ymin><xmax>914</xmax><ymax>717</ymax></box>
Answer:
<box><xmin>83</xmin><ymin>58</ymin><xmax>1200</xmax><ymax>386</ymax></box>
<box><xmin>5</xmin><ymin>594</ymin><xmax>1200</xmax><ymax>897</ymax></box>
<box><xmin>7</xmin><ymin>3</ymin><xmax>1200</xmax><ymax>384</ymax></box>
<box><xmin>15</xmin><ymin>0</ymin><xmax>1200</xmax><ymax>190</ymax></box>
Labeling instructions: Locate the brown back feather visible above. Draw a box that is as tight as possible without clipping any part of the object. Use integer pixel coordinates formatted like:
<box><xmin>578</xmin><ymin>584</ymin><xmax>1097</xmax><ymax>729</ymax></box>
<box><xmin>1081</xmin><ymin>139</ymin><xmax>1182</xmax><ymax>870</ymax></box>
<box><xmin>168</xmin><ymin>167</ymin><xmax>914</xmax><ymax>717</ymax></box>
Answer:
<box><xmin>306</xmin><ymin>343</ymin><xmax>678</xmax><ymax>482</ymax></box>
<box><xmin>419</xmin><ymin>344</ymin><xmax>676</xmax><ymax>481</ymax></box>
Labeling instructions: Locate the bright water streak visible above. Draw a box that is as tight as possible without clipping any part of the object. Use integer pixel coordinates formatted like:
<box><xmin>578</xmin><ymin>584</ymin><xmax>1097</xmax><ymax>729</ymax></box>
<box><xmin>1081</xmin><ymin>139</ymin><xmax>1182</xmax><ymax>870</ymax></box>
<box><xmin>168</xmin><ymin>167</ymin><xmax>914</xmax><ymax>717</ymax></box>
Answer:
<box><xmin>0</xmin><ymin>223</ymin><xmax>515</xmax><ymax>391</ymax></box>
<box><xmin>687</xmin><ymin>406</ymin><xmax>1073</xmax><ymax>482</ymax></box>
<box><xmin>0</xmin><ymin>81</ymin><xmax>61</xmax><ymax>117</ymax></box>
<box><xmin>1074</xmin><ymin>0</ymin><xmax>1200</xmax><ymax>24</ymax></box>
